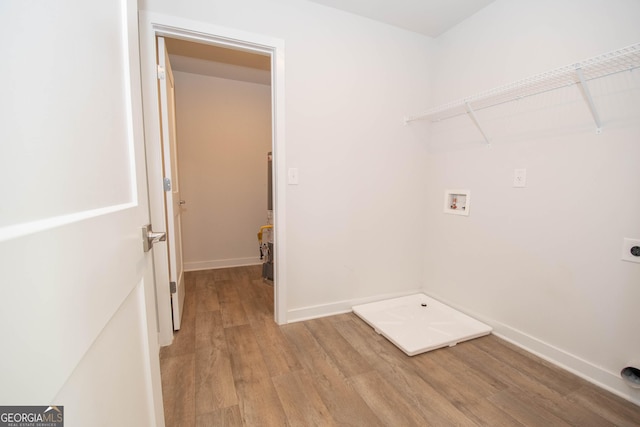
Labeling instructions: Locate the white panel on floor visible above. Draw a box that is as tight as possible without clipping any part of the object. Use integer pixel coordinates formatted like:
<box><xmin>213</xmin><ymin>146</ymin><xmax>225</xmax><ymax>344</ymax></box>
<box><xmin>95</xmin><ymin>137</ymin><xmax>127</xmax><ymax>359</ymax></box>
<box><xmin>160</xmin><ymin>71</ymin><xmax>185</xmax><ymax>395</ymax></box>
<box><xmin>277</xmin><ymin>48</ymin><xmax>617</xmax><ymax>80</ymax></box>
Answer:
<box><xmin>353</xmin><ymin>293</ymin><xmax>492</xmax><ymax>356</ymax></box>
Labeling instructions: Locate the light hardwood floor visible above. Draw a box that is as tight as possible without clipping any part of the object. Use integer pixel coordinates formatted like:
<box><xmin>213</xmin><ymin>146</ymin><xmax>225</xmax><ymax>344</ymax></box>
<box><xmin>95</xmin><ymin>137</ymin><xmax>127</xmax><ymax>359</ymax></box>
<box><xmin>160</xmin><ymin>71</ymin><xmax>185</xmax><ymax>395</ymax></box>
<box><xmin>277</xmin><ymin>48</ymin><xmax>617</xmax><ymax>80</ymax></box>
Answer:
<box><xmin>160</xmin><ymin>266</ymin><xmax>640</xmax><ymax>426</ymax></box>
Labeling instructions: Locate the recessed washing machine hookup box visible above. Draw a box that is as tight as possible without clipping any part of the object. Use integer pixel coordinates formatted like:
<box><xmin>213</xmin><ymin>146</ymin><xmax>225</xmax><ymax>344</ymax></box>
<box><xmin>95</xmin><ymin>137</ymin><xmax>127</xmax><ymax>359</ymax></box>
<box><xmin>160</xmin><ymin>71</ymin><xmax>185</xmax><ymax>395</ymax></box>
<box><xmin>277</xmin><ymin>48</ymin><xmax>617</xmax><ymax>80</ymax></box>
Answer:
<box><xmin>444</xmin><ymin>189</ymin><xmax>470</xmax><ymax>216</ymax></box>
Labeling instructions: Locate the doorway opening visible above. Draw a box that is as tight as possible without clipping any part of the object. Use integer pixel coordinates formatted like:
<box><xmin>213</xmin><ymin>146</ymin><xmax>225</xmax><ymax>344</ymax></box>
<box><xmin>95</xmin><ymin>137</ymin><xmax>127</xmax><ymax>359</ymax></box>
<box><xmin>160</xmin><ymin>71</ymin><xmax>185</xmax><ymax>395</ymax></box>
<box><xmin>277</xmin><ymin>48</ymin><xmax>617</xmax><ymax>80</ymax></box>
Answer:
<box><xmin>139</xmin><ymin>14</ymin><xmax>287</xmax><ymax>347</ymax></box>
<box><xmin>164</xmin><ymin>36</ymin><xmax>274</xmax><ymax>309</ymax></box>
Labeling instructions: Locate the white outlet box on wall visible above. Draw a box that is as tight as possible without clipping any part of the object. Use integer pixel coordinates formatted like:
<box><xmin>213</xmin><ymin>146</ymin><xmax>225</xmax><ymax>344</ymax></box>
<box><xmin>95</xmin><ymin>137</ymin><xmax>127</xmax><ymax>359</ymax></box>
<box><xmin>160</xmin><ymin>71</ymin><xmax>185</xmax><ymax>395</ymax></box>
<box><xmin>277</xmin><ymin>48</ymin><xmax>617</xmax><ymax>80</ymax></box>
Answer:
<box><xmin>621</xmin><ymin>238</ymin><xmax>640</xmax><ymax>264</ymax></box>
<box><xmin>513</xmin><ymin>168</ymin><xmax>527</xmax><ymax>187</ymax></box>
<box><xmin>444</xmin><ymin>189</ymin><xmax>470</xmax><ymax>216</ymax></box>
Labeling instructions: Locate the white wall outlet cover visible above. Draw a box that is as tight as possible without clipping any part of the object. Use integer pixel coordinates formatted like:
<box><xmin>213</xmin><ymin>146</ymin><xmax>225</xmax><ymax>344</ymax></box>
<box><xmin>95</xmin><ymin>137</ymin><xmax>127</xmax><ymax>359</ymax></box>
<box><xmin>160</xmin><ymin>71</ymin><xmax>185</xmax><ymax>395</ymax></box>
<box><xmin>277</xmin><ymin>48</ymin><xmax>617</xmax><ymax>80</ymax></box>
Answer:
<box><xmin>621</xmin><ymin>238</ymin><xmax>640</xmax><ymax>263</ymax></box>
<box><xmin>513</xmin><ymin>168</ymin><xmax>526</xmax><ymax>187</ymax></box>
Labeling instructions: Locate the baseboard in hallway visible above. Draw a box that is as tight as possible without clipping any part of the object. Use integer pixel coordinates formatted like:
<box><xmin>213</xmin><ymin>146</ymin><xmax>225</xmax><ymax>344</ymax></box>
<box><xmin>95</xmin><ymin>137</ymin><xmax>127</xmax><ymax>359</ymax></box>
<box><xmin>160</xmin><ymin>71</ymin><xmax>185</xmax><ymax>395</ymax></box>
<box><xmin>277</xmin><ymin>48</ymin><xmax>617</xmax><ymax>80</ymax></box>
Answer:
<box><xmin>184</xmin><ymin>257</ymin><xmax>262</xmax><ymax>272</ymax></box>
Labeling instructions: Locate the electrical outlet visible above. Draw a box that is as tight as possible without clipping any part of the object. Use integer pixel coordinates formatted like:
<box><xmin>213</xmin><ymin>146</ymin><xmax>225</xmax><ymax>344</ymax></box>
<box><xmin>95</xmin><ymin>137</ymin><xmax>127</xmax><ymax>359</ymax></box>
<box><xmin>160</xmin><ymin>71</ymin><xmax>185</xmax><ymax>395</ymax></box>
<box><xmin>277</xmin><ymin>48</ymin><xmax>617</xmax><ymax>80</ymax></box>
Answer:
<box><xmin>621</xmin><ymin>238</ymin><xmax>640</xmax><ymax>264</ymax></box>
<box><xmin>513</xmin><ymin>168</ymin><xmax>526</xmax><ymax>188</ymax></box>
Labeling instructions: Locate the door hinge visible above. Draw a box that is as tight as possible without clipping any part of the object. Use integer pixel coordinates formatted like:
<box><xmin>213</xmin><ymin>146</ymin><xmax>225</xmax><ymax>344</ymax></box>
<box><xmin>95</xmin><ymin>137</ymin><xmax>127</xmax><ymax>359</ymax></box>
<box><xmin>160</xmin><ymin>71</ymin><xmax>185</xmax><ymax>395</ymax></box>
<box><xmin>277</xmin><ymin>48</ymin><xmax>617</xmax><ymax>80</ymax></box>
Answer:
<box><xmin>163</xmin><ymin>177</ymin><xmax>171</xmax><ymax>192</ymax></box>
<box><xmin>157</xmin><ymin>65</ymin><xmax>166</xmax><ymax>80</ymax></box>
<box><xmin>170</xmin><ymin>281</ymin><xmax>177</xmax><ymax>294</ymax></box>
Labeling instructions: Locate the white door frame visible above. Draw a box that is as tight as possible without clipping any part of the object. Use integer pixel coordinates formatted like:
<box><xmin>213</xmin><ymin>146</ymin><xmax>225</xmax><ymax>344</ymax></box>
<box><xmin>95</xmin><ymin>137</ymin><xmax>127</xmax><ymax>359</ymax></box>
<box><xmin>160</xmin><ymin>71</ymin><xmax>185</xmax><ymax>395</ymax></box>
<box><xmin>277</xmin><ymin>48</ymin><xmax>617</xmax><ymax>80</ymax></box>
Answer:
<box><xmin>139</xmin><ymin>11</ymin><xmax>288</xmax><ymax>333</ymax></box>
<box><xmin>156</xmin><ymin>36</ymin><xmax>186</xmax><ymax>331</ymax></box>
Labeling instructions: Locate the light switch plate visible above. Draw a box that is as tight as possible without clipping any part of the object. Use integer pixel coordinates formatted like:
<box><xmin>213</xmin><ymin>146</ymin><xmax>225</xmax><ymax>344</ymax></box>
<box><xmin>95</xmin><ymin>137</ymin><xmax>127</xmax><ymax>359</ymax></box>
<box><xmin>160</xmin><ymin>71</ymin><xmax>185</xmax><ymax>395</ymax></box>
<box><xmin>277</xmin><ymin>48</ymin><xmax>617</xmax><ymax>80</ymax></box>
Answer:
<box><xmin>621</xmin><ymin>238</ymin><xmax>640</xmax><ymax>263</ymax></box>
<box><xmin>287</xmin><ymin>167</ymin><xmax>299</xmax><ymax>185</ymax></box>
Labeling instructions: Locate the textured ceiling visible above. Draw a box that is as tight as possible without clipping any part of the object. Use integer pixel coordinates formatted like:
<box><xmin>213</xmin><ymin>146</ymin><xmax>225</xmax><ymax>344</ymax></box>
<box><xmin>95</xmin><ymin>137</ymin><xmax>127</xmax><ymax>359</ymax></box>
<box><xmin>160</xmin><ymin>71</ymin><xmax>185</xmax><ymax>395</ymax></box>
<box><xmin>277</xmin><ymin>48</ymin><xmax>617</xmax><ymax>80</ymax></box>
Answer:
<box><xmin>306</xmin><ymin>0</ymin><xmax>495</xmax><ymax>37</ymax></box>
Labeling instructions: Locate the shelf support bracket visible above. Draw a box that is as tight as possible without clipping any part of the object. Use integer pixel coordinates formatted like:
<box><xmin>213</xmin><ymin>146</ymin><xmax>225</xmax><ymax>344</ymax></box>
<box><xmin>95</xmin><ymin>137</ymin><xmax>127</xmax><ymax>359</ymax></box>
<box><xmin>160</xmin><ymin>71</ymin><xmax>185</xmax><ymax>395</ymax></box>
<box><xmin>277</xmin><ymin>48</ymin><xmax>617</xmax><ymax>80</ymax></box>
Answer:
<box><xmin>575</xmin><ymin>67</ymin><xmax>602</xmax><ymax>134</ymax></box>
<box><xmin>464</xmin><ymin>102</ymin><xmax>490</xmax><ymax>144</ymax></box>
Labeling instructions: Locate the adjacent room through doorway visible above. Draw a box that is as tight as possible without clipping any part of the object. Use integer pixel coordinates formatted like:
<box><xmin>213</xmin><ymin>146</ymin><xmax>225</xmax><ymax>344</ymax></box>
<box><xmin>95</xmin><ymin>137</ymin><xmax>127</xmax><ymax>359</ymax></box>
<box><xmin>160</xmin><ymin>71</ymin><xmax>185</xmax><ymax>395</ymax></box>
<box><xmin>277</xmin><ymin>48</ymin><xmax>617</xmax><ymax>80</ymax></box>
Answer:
<box><xmin>165</xmin><ymin>37</ymin><xmax>275</xmax><ymax>310</ymax></box>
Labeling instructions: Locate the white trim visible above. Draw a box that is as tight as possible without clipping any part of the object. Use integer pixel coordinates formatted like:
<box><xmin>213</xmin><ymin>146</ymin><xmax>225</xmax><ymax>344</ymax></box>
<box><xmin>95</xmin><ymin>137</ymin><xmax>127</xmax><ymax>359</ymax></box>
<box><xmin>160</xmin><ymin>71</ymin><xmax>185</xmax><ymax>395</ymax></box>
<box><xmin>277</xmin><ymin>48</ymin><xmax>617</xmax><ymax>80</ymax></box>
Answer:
<box><xmin>491</xmin><ymin>325</ymin><xmax>640</xmax><ymax>407</ymax></box>
<box><xmin>184</xmin><ymin>257</ymin><xmax>262</xmax><ymax>271</ymax></box>
<box><xmin>286</xmin><ymin>289</ymin><xmax>423</xmax><ymax>324</ymax></box>
<box><xmin>138</xmin><ymin>11</ymin><xmax>287</xmax><ymax>326</ymax></box>
<box><xmin>125</xmin><ymin>0</ymin><xmax>165</xmax><ymax>424</ymax></box>
<box><xmin>139</xmin><ymin>13</ymin><xmax>173</xmax><ymax>347</ymax></box>
<box><xmin>137</xmin><ymin>274</ymin><xmax>163</xmax><ymax>427</ymax></box>
<box><xmin>424</xmin><ymin>291</ymin><xmax>640</xmax><ymax>407</ymax></box>
<box><xmin>271</xmin><ymin>35</ymin><xmax>287</xmax><ymax>325</ymax></box>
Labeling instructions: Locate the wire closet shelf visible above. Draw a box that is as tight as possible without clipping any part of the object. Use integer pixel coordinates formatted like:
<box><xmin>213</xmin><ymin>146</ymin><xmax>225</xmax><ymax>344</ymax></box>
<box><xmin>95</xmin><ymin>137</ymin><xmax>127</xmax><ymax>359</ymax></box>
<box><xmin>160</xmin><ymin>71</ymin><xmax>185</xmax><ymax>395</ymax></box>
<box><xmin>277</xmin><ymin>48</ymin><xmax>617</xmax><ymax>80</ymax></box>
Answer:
<box><xmin>404</xmin><ymin>42</ymin><xmax>640</xmax><ymax>136</ymax></box>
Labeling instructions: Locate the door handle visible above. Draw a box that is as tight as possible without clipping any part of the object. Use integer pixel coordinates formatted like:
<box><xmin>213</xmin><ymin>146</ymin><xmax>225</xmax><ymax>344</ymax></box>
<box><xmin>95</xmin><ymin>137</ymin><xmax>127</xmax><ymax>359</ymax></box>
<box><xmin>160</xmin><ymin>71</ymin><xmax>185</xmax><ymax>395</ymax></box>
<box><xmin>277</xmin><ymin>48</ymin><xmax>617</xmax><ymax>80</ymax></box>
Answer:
<box><xmin>142</xmin><ymin>224</ymin><xmax>166</xmax><ymax>252</ymax></box>
<box><xmin>178</xmin><ymin>200</ymin><xmax>186</xmax><ymax>205</ymax></box>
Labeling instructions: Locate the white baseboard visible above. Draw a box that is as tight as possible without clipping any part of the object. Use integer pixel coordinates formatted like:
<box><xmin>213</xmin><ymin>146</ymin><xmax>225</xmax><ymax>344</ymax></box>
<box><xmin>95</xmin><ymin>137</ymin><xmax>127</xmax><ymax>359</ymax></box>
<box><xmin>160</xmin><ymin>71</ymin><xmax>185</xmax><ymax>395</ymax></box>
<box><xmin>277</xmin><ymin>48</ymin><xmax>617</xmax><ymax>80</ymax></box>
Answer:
<box><xmin>423</xmin><ymin>291</ymin><xmax>640</xmax><ymax>407</ymax></box>
<box><xmin>286</xmin><ymin>288</ymin><xmax>423</xmax><ymax>324</ymax></box>
<box><xmin>492</xmin><ymin>323</ymin><xmax>640</xmax><ymax>406</ymax></box>
<box><xmin>184</xmin><ymin>257</ymin><xmax>262</xmax><ymax>272</ymax></box>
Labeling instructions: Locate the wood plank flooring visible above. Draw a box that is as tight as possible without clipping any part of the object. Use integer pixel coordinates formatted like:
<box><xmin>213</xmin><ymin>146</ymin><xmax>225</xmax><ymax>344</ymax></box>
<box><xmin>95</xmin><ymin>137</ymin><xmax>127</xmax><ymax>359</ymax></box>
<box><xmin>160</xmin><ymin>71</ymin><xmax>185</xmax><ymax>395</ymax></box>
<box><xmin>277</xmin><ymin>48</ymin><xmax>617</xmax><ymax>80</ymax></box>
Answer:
<box><xmin>160</xmin><ymin>266</ymin><xmax>640</xmax><ymax>426</ymax></box>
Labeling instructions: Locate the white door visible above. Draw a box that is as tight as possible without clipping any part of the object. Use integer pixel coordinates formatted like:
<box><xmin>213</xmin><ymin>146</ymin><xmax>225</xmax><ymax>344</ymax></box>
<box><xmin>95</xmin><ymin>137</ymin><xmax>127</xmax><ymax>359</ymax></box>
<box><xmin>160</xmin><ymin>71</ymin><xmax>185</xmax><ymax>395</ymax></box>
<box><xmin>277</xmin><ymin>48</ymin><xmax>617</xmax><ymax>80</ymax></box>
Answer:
<box><xmin>157</xmin><ymin>37</ymin><xmax>186</xmax><ymax>330</ymax></box>
<box><xmin>0</xmin><ymin>1</ymin><xmax>164</xmax><ymax>425</ymax></box>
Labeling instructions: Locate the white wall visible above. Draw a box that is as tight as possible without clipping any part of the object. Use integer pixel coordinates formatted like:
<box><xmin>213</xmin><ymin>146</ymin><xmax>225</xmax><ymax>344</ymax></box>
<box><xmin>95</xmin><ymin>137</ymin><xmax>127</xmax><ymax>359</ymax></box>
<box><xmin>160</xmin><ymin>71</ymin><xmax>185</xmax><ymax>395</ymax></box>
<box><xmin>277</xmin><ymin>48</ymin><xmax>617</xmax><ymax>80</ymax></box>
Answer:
<box><xmin>140</xmin><ymin>0</ymin><xmax>640</xmax><ymax>406</ymax></box>
<box><xmin>140</xmin><ymin>0</ymin><xmax>434</xmax><ymax>318</ymax></box>
<box><xmin>173</xmin><ymin>70</ymin><xmax>272</xmax><ymax>270</ymax></box>
<box><xmin>425</xmin><ymin>0</ymin><xmax>640</xmax><ymax>404</ymax></box>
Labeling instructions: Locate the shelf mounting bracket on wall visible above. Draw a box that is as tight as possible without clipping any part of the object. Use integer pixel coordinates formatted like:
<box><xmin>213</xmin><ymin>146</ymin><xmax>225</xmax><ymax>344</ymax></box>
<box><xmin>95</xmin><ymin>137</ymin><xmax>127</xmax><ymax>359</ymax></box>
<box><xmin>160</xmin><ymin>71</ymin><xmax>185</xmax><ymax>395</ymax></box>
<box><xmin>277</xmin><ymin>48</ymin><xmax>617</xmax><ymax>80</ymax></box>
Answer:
<box><xmin>575</xmin><ymin>66</ymin><xmax>602</xmax><ymax>134</ymax></box>
<box><xmin>404</xmin><ymin>43</ymin><xmax>640</xmax><ymax>142</ymax></box>
<box><xmin>465</xmin><ymin>101</ymin><xmax>491</xmax><ymax>144</ymax></box>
